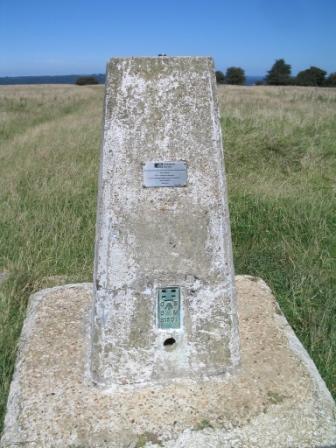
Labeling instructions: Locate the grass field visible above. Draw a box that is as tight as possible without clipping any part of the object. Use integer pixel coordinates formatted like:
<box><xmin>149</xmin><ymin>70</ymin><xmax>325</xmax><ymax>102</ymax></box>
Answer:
<box><xmin>0</xmin><ymin>84</ymin><xmax>335</xmax><ymax>432</ymax></box>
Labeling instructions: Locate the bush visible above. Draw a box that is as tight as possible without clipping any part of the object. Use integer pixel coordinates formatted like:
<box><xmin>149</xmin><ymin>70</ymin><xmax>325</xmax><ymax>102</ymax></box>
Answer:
<box><xmin>215</xmin><ymin>70</ymin><xmax>226</xmax><ymax>84</ymax></box>
<box><xmin>225</xmin><ymin>67</ymin><xmax>246</xmax><ymax>85</ymax></box>
<box><xmin>265</xmin><ymin>59</ymin><xmax>292</xmax><ymax>85</ymax></box>
<box><xmin>325</xmin><ymin>72</ymin><xmax>336</xmax><ymax>87</ymax></box>
<box><xmin>75</xmin><ymin>76</ymin><xmax>99</xmax><ymax>86</ymax></box>
<box><xmin>295</xmin><ymin>66</ymin><xmax>326</xmax><ymax>87</ymax></box>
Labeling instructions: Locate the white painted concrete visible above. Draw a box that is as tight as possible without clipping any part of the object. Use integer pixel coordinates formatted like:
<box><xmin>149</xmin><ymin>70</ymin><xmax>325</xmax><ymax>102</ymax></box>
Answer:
<box><xmin>92</xmin><ymin>57</ymin><xmax>239</xmax><ymax>385</ymax></box>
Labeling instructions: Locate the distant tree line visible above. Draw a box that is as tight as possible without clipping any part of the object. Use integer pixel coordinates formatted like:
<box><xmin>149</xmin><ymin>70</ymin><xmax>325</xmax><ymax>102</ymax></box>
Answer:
<box><xmin>215</xmin><ymin>67</ymin><xmax>246</xmax><ymax>85</ymax></box>
<box><xmin>75</xmin><ymin>76</ymin><xmax>99</xmax><ymax>86</ymax></box>
<box><xmin>216</xmin><ymin>59</ymin><xmax>336</xmax><ymax>87</ymax></box>
<box><xmin>264</xmin><ymin>59</ymin><xmax>336</xmax><ymax>87</ymax></box>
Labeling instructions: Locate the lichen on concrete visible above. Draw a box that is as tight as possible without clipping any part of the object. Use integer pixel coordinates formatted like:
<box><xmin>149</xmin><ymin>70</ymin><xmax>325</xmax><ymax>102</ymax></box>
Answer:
<box><xmin>92</xmin><ymin>57</ymin><xmax>239</xmax><ymax>385</ymax></box>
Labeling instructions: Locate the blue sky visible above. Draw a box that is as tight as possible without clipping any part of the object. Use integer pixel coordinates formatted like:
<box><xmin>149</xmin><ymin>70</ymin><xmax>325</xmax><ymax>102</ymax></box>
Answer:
<box><xmin>1</xmin><ymin>0</ymin><xmax>335</xmax><ymax>77</ymax></box>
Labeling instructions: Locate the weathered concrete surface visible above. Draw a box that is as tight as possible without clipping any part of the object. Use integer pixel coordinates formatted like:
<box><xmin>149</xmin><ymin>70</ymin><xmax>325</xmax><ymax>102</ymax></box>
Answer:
<box><xmin>2</xmin><ymin>276</ymin><xmax>335</xmax><ymax>448</ymax></box>
<box><xmin>93</xmin><ymin>57</ymin><xmax>238</xmax><ymax>385</ymax></box>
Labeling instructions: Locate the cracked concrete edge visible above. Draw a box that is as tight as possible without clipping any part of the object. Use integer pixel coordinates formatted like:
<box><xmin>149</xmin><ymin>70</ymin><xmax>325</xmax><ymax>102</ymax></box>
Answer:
<box><xmin>1</xmin><ymin>283</ymin><xmax>94</xmax><ymax>441</ymax></box>
<box><xmin>278</xmin><ymin>303</ymin><xmax>336</xmax><ymax>407</ymax></box>
<box><xmin>237</xmin><ymin>274</ymin><xmax>336</xmax><ymax>410</ymax></box>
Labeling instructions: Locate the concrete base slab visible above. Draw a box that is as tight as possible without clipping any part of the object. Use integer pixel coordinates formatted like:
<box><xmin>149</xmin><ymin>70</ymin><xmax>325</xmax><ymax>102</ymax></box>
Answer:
<box><xmin>1</xmin><ymin>276</ymin><xmax>335</xmax><ymax>448</ymax></box>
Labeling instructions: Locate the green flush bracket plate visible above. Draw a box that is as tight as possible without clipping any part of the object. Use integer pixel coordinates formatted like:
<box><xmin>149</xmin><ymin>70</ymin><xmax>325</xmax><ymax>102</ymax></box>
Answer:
<box><xmin>157</xmin><ymin>287</ymin><xmax>181</xmax><ymax>329</ymax></box>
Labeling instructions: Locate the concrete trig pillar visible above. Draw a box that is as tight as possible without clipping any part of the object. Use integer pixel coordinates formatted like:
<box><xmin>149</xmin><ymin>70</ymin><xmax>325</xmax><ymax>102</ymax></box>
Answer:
<box><xmin>91</xmin><ymin>57</ymin><xmax>239</xmax><ymax>385</ymax></box>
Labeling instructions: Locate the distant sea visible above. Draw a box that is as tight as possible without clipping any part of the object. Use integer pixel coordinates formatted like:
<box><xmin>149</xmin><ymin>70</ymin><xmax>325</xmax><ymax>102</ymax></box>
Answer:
<box><xmin>0</xmin><ymin>74</ymin><xmax>263</xmax><ymax>86</ymax></box>
<box><xmin>0</xmin><ymin>74</ymin><xmax>106</xmax><ymax>85</ymax></box>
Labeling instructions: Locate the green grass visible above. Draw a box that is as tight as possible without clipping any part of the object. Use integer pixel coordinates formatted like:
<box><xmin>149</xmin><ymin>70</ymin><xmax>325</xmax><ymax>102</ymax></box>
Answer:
<box><xmin>0</xmin><ymin>84</ymin><xmax>335</xmax><ymax>433</ymax></box>
<box><xmin>220</xmin><ymin>86</ymin><xmax>336</xmax><ymax>398</ymax></box>
<box><xmin>0</xmin><ymin>85</ymin><xmax>103</xmax><ymax>430</ymax></box>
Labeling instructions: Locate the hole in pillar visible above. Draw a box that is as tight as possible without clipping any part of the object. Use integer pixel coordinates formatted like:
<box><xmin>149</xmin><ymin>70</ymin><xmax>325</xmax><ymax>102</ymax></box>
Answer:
<box><xmin>163</xmin><ymin>337</ymin><xmax>176</xmax><ymax>347</ymax></box>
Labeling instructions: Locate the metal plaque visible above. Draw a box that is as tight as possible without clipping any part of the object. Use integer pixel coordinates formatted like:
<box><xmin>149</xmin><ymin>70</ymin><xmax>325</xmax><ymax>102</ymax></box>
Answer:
<box><xmin>143</xmin><ymin>161</ymin><xmax>187</xmax><ymax>187</ymax></box>
<box><xmin>157</xmin><ymin>287</ymin><xmax>181</xmax><ymax>329</ymax></box>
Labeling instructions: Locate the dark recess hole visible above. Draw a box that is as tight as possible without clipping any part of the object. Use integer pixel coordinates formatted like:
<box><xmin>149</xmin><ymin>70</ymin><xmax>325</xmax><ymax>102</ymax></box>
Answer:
<box><xmin>163</xmin><ymin>337</ymin><xmax>176</xmax><ymax>347</ymax></box>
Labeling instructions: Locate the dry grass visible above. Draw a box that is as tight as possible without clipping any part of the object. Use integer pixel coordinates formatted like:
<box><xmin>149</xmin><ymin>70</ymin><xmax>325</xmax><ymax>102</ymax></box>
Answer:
<box><xmin>0</xmin><ymin>84</ymin><xmax>335</xmax><ymax>432</ymax></box>
<box><xmin>219</xmin><ymin>85</ymin><xmax>336</xmax><ymax>402</ymax></box>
